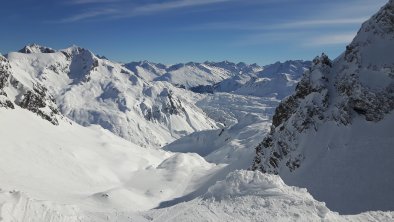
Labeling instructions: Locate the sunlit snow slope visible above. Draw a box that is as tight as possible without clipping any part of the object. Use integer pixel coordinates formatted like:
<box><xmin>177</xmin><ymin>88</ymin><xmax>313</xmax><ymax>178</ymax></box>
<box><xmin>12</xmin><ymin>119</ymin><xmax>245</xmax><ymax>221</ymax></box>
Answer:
<box><xmin>0</xmin><ymin>106</ymin><xmax>224</xmax><ymax>219</ymax></box>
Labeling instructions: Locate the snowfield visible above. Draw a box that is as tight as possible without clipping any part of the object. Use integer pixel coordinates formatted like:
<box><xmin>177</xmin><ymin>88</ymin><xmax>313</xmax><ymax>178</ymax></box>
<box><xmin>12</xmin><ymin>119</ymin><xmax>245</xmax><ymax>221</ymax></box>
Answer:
<box><xmin>0</xmin><ymin>107</ymin><xmax>224</xmax><ymax>212</ymax></box>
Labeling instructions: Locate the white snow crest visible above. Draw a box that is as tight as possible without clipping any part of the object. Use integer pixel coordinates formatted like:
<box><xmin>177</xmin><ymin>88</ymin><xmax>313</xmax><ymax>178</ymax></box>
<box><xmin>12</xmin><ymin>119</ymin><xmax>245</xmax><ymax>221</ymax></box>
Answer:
<box><xmin>204</xmin><ymin>170</ymin><xmax>285</xmax><ymax>200</ymax></box>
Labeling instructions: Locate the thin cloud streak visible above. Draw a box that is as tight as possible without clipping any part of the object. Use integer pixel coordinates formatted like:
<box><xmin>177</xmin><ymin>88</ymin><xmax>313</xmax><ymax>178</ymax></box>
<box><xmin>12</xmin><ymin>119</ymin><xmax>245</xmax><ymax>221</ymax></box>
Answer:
<box><xmin>234</xmin><ymin>31</ymin><xmax>356</xmax><ymax>47</ymax></box>
<box><xmin>191</xmin><ymin>17</ymin><xmax>367</xmax><ymax>31</ymax></box>
<box><xmin>56</xmin><ymin>8</ymin><xmax>117</xmax><ymax>23</ymax></box>
<box><xmin>58</xmin><ymin>0</ymin><xmax>233</xmax><ymax>22</ymax></box>
<box><xmin>304</xmin><ymin>33</ymin><xmax>356</xmax><ymax>46</ymax></box>
<box><xmin>67</xmin><ymin>0</ymin><xmax>123</xmax><ymax>4</ymax></box>
<box><xmin>276</xmin><ymin>18</ymin><xmax>367</xmax><ymax>29</ymax></box>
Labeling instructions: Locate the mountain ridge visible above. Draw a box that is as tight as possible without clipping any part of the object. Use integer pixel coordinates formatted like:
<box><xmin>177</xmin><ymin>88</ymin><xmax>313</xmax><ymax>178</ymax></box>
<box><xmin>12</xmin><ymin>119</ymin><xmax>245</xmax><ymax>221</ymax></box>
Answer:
<box><xmin>252</xmin><ymin>0</ymin><xmax>394</xmax><ymax>213</ymax></box>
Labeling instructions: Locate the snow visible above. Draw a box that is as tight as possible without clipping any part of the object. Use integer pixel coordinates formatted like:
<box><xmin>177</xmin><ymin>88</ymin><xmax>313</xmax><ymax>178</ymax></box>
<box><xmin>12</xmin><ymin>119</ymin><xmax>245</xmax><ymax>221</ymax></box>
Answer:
<box><xmin>0</xmin><ymin>107</ymin><xmax>224</xmax><ymax>215</ymax></box>
<box><xmin>6</xmin><ymin>48</ymin><xmax>218</xmax><ymax>148</ymax></box>
<box><xmin>0</xmin><ymin>103</ymin><xmax>393</xmax><ymax>221</ymax></box>
<box><xmin>214</xmin><ymin>60</ymin><xmax>311</xmax><ymax>99</ymax></box>
<box><xmin>164</xmin><ymin>93</ymin><xmax>279</xmax><ymax>171</ymax></box>
<box><xmin>281</xmin><ymin>112</ymin><xmax>394</xmax><ymax>213</ymax></box>
<box><xmin>1</xmin><ymin>1</ymin><xmax>393</xmax><ymax>219</ymax></box>
<box><xmin>252</xmin><ymin>0</ymin><xmax>394</xmax><ymax>214</ymax></box>
<box><xmin>141</xmin><ymin>171</ymin><xmax>394</xmax><ymax>222</ymax></box>
<box><xmin>153</xmin><ymin>62</ymin><xmax>255</xmax><ymax>88</ymax></box>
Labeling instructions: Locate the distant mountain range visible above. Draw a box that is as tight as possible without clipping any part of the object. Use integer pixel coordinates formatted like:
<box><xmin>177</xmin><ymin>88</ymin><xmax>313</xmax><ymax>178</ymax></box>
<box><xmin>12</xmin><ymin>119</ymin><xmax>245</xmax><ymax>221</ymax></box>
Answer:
<box><xmin>2</xmin><ymin>43</ymin><xmax>311</xmax><ymax>148</ymax></box>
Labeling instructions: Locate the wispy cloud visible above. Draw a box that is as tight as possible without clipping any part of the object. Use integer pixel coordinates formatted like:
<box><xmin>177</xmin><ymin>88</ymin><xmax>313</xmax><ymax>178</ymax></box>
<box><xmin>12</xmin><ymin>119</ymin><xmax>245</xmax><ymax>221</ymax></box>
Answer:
<box><xmin>275</xmin><ymin>18</ymin><xmax>367</xmax><ymax>29</ymax></box>
<box><xmin>191</xmin><ymin>0</ymin><xmax>385</xmax><ymax>48</ymax></box>
<box><xmin>191</xmin><ymin>17</ymin><xmax>367</xmax><ymax>31</ymax></box>
<box><xmin>304</xmin><ymin>33</ymin><xmax>356</xmax><ymax>46</ymax></box>
<box><xmin>58</xmin><ymin>8</ymin><xmax>117</xmax><ymax>23</ymax></box>
<box><xmin>68</xmin><ymin>0</ymin><xmax>123</xmax><ymax>4</ymax></box>
<box><xmin>58</xmin><ymin>0</ymin><xmax>233</xmax><ymax>22</ymax></box>
<box><xmin>233</xmin><ymin>31</ymin><xmax>357</xmax><ymax>47</ymax></box>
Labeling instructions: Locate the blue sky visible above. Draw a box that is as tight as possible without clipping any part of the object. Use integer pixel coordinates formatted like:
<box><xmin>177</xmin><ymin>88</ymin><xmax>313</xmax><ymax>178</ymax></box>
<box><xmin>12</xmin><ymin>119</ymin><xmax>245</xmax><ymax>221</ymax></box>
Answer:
<box><xmin>0</xmin><ymin>0</ymin><xmax>387</xmax><ymax>65</ymax></box>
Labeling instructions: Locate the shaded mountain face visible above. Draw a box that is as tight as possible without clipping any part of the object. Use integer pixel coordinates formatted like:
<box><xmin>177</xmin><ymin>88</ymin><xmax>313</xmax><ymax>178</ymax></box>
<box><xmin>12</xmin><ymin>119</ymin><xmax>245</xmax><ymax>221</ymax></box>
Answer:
<box><xmin>252</xmin><ymin>0</ymin><xmax>394</xmax><ymax>214</ymax></box>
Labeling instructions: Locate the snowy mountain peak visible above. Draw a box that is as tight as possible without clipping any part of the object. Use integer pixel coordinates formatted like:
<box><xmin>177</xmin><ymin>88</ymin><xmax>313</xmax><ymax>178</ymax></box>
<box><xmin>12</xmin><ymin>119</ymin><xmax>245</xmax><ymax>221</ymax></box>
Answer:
<box><xmin>60</xmin><ymin>45</ymin><xmax>96</xmax><ymax>60</ymax></box>
<box><xmin>361</xmin><ymin>0</ymin><xmax>394</xmax><ymax>37</ymax></box>
<box><xmin>252</xmin><ymin>0</ymin><xmax>394</xmax><ymax>214</ymax></box>
<box><xmin>19</xmin><ymin>43</ymin><xmax>56</xmax><ymax>54</ymax></box>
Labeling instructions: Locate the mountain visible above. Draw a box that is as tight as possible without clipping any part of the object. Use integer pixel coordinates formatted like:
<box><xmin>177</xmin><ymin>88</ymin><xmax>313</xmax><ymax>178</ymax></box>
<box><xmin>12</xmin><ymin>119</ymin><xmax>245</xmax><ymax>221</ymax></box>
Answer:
<box><xmin>4</xmin><ymin>43</ymin><xmax>310</xmax><ymax>151</ymax></box>
<box><xmin>18</xmin><ymin>43</ymin><xmax>56</xmax><ymax>54</ymax></box>
<box><xmin>6</xmin><ymin>46</ymin><xmax>217</xmax><ymax>148</ymax></box>
<box><xmin>233</xmin><ymin>60</ymin><xmax>312</xmax><ymax>98</ymax></box>
<box><xmin>214</xmin><ymin>60</ymin><xmax>311</xmax><ymax>99</ymax></box>
<box><xmin>125</xmin><ymin>60</ymin><xmax>263</xmax><ymax>88</ymax></box>
<box><xmin>252</xmin><ymin>0</ymin><xmax>394</xmax><ymax>214</ymax></box>
<box><xmin>124</xmin><ymin>61</ymin><xmax>167</xmax><ymax>81</ymax></box>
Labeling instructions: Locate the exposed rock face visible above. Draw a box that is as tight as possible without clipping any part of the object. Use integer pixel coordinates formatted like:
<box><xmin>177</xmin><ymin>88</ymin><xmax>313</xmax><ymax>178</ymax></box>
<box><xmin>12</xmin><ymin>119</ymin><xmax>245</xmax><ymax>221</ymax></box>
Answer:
<box><xmin>252</xmin><ymin>54</ymin><xmax>331</xmax><ymax>173</ymax></box>
<box><xmin>140</xmin><ymin>89</ymin><xmax>186</xmax><ymax>122</ymax></box>
<box><xmin>16</xmin><ymin>83</ymin><xmax>60</xmax><ymax>125</ymax></box>
<box><xmin>0</xmin><ymin>55</ymin><xmax>15</xmax><ymax>109</ymax></box>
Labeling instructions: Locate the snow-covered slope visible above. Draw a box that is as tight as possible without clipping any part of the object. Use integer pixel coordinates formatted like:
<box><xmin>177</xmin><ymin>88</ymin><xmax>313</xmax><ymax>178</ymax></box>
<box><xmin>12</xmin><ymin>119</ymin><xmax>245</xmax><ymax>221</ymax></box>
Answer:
<box><xmin>0</xmin><ymin>106</ymin><xmax>225</xmax><ymax>219</ymax></box>
<box><xmin>252</xmin><ymin>0</ymin><xmax>394</xmax><ymax>214</ymax></box>
<box><xmin>6</xmin><ymin>46</ymin><xmax>217</xmax><ymax>148</ymax></box>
